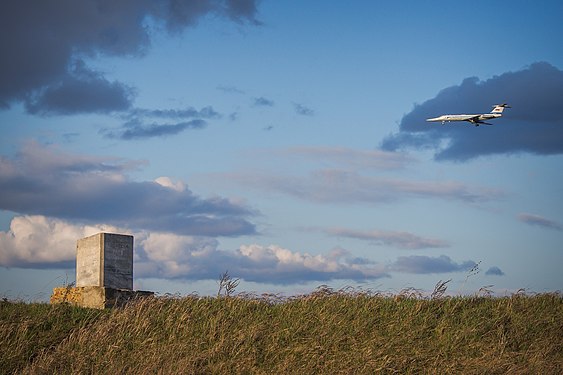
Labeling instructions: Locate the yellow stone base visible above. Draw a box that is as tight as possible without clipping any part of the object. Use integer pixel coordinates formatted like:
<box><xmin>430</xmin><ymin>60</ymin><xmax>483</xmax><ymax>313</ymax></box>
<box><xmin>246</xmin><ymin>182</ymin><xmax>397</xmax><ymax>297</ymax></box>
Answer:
<box><xmin>51</xmin><ymin>286</ymin><xmax>153</xmax><ymax>309</ymax></box>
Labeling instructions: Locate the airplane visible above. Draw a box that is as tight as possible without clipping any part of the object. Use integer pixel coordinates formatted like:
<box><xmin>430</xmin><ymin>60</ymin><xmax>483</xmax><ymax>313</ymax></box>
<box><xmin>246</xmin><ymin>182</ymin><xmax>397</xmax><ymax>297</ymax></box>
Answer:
<box><xmin>426</xmin><ymin>104</ymin><xmax>511</xmax><ymax>126</ymax></box>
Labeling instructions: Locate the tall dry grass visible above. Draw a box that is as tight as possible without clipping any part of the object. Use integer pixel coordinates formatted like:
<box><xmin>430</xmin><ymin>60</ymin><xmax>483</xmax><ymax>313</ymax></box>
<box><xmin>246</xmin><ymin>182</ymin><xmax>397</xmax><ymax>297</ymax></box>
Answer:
<box><xmin>2</xmin><ymin>289</ymin><xmax>562</xmax><ymax>374</ymax></box>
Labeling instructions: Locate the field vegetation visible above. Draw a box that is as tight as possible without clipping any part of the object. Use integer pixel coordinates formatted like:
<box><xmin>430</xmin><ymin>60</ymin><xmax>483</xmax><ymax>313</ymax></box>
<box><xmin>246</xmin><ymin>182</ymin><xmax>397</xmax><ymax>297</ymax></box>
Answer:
<box><xmin>1</xmin><ymin>283</ymin><xmax>562</xmax><ymax>374</ymax></box>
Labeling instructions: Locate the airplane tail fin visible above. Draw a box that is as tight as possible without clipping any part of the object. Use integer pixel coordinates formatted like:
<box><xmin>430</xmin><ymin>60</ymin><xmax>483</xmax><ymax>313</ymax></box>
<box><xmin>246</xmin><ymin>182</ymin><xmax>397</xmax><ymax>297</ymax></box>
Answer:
<box><xmin>491</xmin><ymin>103</ymin><xmax>511</xmax><ymax>113</ymax></box>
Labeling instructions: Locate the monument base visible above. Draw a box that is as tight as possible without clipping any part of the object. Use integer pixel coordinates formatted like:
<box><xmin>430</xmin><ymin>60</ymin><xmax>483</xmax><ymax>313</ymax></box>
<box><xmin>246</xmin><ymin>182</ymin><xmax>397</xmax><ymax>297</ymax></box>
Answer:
<box><xmin>50</xmin><ymin>286</ymin><xmax>154</xmax><ymax>309</ymax></box>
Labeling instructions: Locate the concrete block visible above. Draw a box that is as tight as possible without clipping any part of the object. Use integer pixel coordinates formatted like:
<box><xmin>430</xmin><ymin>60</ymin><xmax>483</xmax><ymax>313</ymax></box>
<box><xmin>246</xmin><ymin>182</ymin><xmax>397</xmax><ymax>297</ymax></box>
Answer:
<box><xmin>76</xmin><ymin>233</ymin><xmax>133</xmax><ymax>290</ymax></box>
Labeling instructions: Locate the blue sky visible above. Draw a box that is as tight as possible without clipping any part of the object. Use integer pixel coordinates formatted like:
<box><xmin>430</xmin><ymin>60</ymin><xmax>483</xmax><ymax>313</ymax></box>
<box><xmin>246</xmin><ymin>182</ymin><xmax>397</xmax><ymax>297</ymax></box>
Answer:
<box><xmin>1</xmin><ymin>0</ymin><xmax>562</xmax><ymax>300</ymax></box>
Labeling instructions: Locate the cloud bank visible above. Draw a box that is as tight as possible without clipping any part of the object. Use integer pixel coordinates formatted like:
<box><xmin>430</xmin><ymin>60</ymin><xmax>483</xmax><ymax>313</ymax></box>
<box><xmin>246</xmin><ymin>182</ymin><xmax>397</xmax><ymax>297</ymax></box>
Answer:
<box><xmin>0</xmin><ymin>215</ymin><xmax>389</xmax><ymax>283</ymax></box>
<box><xmin>381</xmin><ymin>62</ymin><xmax>563</xmax><ymax>161</ymax></box>
<box><xmin>0</xmin><ymin>0</ymin><xmax>261</xmax><ymax>113</ymax></box>
<box><xmin>0</xmin><ymin>142</ymin><xmax>256</xmax><ymax>236</ymax></box>
<box><xmin>1</xmin><ymin>215</ymin><xmax>479</xmax><ymax>284</ymax></box>
<box><xmin>141</xmin><ymin>243</ymin><xmax>388</xmax><ymax>284</ymax></box>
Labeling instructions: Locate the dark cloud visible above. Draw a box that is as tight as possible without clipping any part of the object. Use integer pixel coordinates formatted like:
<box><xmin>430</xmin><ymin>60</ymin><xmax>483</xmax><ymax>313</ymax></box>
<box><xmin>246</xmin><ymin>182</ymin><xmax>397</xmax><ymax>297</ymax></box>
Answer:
<box><xmin>389</xmin><ymin>255</ymin><xmax>476</xmax><ymax>274</ymax></box>
<box><xmin>293</xmin><ymin>102</ymin><xmax>315</xmax><ymax>116</ymax></box>
<box><xmin>24</xmin><ymin>60</ymin><xmax>135</xmax><ymax>115</ymax></box>
<box><xmin>253</xmin><ymin>97</ymin><xmax>275</xmax><ymax>107</ymax></box>
<box><xmin>517</xmin><ymin>213</ymin><xmax>563</xmax><ymax>231</ymax></box>
<box><xmin>103</xmin><ymin>119</ymin><xmax>207</xmax><ymax>140</ymax></box>
<box><xmin>159</xmin><ymin>0</ymin><xmax>261</xmax><ymax>32</ymax></box>
<box><xmin>485</xmin><ymin>266</ymin><xmax>505</xmax><ymax>276</ymax></box>
<box><xmin>224</xmin><ymin>0</ymin><xmax>262</xmax><ymax>25</ymax></box>
<box><xmin>0</xmin><ymin>0</ymin><xmax>261</xmax><ymax>112</ymax></box>
<box><xmin>0</xmin><ymin>142</ymin><xmax>257</xmax><ymax>236</ymax></box>
<box><xmin>101</xmin><ymin>105</ymin><xmax>220</xmax><ymax>140</ymax></box>
<box><xmin>381</xmin><ymin>62</ymin><xmax>563</xmax><ymax>161</ymax></box>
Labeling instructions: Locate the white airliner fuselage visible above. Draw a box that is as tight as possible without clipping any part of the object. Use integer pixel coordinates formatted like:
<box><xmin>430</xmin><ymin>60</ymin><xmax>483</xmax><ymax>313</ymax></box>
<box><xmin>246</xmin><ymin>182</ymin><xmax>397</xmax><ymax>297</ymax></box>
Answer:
<box><xmin>426</xmin><ymin>104</ymin><xmax>510</xmax><ymax>126</ymax></box>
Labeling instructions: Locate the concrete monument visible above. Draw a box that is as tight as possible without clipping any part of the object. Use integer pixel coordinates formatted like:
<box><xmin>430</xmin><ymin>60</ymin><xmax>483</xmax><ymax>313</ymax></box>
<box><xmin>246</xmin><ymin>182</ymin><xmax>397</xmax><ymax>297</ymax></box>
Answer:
<box><xmin>76</xmin><ymin>232</ymin><xmax>133</xmax><ymax>290</ymax></box>
<box><xmin>51</xmin><ymin>232</ymin><xmax>152</xmax><ymax>309</ymax></box>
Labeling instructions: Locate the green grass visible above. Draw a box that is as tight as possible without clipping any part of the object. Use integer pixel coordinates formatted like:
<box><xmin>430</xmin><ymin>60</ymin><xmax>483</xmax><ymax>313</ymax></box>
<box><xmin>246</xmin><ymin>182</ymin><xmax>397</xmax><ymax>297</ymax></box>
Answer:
<box><xmin>0</xmin><ymin>299</ymin><xmax>106</xmax><ymax>374</ymax></box>
<box><xmin>1</xmin><ymin>290</ymin><xmax>562</xmax><ymax>374</ymax></box>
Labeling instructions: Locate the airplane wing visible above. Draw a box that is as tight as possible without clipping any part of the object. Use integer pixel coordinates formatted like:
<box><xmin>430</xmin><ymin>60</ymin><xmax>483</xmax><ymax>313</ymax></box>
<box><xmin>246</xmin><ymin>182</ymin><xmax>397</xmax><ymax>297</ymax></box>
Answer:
<box><xmin>455</xmin><ymin>115</ymin><xmax>481</xmax><ymax>121</ymax></box>
<box><xmin>465</xmin><ymin>115</ymin><xmax>480</xmax><ymax>122</ymax></box>
<box><xmin>466</xmin><ymin>116</ymin><xmax>493</xmax><ymax>126</ymax></box>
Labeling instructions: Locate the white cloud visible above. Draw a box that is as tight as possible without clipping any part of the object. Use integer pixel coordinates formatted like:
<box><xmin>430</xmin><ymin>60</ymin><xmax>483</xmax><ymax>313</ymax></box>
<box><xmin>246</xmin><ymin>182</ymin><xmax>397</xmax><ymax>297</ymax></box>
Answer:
<box><xmin>0</xmin><ymin>215</ymin><xmax>121</xmax><ymax>268</ymax></box>
<box><xmin>154</xmin><ymin>176</ymin><xmax>186</xmax><ymax>192</ymax></box>
<box><xmin>136</xmin><ymin>240</ymin><xmax>390</xmax><ymax>284</ymax></box>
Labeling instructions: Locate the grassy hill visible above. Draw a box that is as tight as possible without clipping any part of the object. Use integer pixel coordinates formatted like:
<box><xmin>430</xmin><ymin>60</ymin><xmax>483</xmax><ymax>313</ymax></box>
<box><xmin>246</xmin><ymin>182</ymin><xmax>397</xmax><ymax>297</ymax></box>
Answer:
<box><xmin>1</xmin><ymin>289</ymin><xmax>562</xmax><ymax>374</ymax></box>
